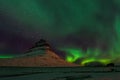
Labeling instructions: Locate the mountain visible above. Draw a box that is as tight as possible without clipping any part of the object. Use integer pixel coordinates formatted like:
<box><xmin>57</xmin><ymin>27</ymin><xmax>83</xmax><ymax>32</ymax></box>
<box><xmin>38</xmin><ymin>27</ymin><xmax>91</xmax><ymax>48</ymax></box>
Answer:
<box><xmin>0</xmin><ymin>39</ymin><xmax>79</xmax><ymax>67</ymax></box>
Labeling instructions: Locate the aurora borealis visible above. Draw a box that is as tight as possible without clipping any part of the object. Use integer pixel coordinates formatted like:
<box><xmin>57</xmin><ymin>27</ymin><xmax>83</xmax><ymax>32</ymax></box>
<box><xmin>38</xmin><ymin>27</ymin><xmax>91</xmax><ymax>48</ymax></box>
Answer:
<box><xmin>0</xmin><ymin>0</ymin><xmax>120</xmax><ymax>65</ymax></box>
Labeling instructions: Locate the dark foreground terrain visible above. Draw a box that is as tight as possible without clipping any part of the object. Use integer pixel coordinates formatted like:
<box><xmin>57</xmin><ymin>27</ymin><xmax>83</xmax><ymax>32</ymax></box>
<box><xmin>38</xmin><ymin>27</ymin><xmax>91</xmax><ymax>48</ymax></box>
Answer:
<box><xmin>0</xmin><ymin>66</ymin><xmax>119</xmax><ymax>80</ymax></box>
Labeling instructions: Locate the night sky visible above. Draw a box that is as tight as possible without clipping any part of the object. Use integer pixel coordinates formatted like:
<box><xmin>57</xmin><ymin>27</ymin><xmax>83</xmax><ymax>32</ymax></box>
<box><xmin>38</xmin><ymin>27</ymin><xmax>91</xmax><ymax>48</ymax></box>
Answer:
<box><xmin>0</xmin><ymin>0</ymin><xmax>120</xmax><ymax>65</ymax></box>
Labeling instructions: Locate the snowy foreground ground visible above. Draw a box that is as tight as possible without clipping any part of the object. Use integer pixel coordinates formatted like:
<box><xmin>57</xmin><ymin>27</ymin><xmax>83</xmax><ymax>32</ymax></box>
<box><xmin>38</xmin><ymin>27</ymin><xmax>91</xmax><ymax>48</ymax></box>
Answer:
<box><xmin>0</xmin><ymin>67</ymin><xmax>120</xmax><ymax>80</ymax></box>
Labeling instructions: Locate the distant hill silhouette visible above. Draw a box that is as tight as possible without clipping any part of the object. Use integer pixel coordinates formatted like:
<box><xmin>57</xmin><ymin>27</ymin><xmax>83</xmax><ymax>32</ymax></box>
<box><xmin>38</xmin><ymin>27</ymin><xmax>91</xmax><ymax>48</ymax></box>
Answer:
<box><xmin>106</xmin><ymin>63</ymin><xmax>115</xmax><ymax>67</ymax></box>
<box><xmin>84</xmin><ymin>61</ymin><xmax>105</xmax><ymax>67</ymax></box>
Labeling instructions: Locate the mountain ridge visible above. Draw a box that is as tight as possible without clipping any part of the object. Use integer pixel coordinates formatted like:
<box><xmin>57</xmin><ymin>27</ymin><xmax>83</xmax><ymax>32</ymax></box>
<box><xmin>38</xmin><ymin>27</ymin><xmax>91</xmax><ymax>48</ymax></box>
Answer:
<box><xmin>0</xmin><ymin>39</ymin><xmax>79</xmax><ymax>67</ymax></box>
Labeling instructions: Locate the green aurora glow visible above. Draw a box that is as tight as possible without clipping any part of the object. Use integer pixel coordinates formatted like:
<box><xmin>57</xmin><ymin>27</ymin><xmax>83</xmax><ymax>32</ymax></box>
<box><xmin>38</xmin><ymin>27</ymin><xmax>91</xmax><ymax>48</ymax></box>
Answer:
<box><xmin>0</xmin><ymin>0</ymin><xmax>120</xmax><ymax>65</ymax></box>
<box><xmin>0</xmin><ymin>55</ymin><xmax>14</xmax><ymax>58</ymax></box>
<box><xmin>60</xmin><ymin>48</ymin><xmax>111</xmax><ymax>65</ymax></box>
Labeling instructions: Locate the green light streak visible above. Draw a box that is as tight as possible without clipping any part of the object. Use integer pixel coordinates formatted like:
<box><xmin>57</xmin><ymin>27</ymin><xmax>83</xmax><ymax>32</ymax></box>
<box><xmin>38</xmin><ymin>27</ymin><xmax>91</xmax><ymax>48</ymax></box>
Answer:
<box><xmin>81</xmin><ymin>58</ymin><xmax>95</xmax><ymax>66</ymax></box>
<box><xmin>81</xmin><ymin>58</ymin><xmax>111</xmax><ymax>66</ymax></box>
<box><xmin>99</xmin><ymin>59</ymin><xmax>111</xmax><ymax>64</ymax></box>
<box><xmin>0</xmin><ymin>55</ymin><xmax>14</xmax><ymax>58</ymax></box>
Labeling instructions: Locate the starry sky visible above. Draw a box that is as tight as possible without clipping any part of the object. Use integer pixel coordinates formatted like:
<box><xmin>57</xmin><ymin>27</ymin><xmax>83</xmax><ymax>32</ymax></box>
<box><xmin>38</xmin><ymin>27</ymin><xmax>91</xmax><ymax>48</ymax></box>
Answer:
<box><xmin>0</xmin><ymin>0</ymin><xmax>120</xmax><ymax>65</ymax></box>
